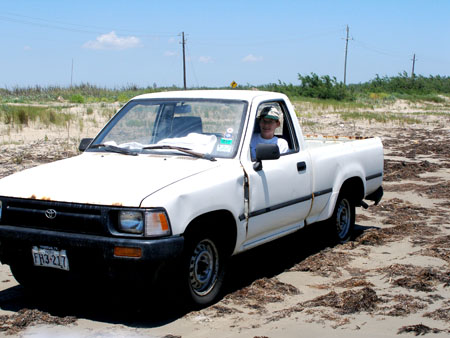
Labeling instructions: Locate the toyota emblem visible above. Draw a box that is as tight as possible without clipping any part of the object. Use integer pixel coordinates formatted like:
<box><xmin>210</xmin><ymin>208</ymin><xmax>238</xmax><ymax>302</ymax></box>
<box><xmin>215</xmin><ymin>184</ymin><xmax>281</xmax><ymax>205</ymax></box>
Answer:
<box><xmin>45</xmin><ymin>209</ymin><xmax>57</xmax><ymax>219</ymax></box>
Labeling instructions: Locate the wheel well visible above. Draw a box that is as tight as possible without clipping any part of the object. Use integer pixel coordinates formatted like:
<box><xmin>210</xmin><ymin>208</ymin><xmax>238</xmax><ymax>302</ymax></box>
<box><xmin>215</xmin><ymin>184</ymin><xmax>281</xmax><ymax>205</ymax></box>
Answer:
<box><xmin>339</xmin><ymin>177</ymin><xmax>365</xmax><ymax>203</ymax></box>
<box><xmin>183</xmin><ymin>210</ymin><xmax>237</xmax><ymax>256</ymax></box>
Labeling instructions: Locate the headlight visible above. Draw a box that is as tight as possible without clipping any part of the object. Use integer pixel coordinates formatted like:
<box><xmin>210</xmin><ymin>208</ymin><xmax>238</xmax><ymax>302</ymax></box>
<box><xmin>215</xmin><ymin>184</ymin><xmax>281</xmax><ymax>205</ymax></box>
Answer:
<box><xmin>118</xmin><ymin>211</ymin><xmax>144</xmax><ymax>234</ymax></box>
<box><xmin>117</xmin><ymin>210</ymin><xmax>171</xmax><ymax>237</ymax></box>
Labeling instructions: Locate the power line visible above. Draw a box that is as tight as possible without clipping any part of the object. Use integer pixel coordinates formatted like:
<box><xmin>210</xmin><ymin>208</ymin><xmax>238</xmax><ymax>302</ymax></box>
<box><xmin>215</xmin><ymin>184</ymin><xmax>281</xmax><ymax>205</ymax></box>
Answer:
<box><xmin>185</xmin><ymin>43</ymin><xmax>200</xmax><ymax>88</ymax></box>
<box><xmin>0</xmin><ymin>11</ymin><xmax>177</xmax><ymax>37</ymax></box>
<box><xmin>0</xmin><ymin>15</ymin><xmax>102</xmax><ymax>34</ymax></box>
<box><xmin>352</xmin><ymin>39</ymin><xmax>407</xmax><ymax>59</ymax></box>
<box><xmin>189</xmin><ymin>28</ymin><xmax>343</xmax><ymax>47</ymax></box>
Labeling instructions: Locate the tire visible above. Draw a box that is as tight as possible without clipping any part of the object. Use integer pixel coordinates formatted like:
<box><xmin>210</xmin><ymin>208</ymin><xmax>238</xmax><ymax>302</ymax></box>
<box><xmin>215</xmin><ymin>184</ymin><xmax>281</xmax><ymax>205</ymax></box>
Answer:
<box><xmin>9</xmin><ymin>260</ymin><xmax>70</xmax><ymax>291</ymax></box>
<box><xmin>327</xmin><ymin>192</ymin><xmax>355</xmax><ymax>243</ymax></box>
<box><xmin>183</xmin><ymin>233</ymin><xmax>226</xmax><ymax>307</ymax></box>
<box><xmin>9</xmin><ymin>261</ymin><xmax>34</xmax><ymax>288</ymax></box>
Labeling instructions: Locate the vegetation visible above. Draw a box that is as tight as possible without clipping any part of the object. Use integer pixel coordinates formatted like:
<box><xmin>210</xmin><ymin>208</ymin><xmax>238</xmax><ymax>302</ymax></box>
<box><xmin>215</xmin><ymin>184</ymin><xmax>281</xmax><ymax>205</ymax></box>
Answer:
<box><xmin>0</xmin><ymin>73</ymin><xmax>448</xmax><ymax>131</ymax></box>
<box><xmin>0</xmin><ymin>105</ymin><xmax>73</xmax><ymax>127</ymax></box>
<box><xmin>243</xmin><ymin>76</ymin><xmax>352</xmax><ymax>101</ymax></box>
<box><xmin>0</xmin><ymin>74</ymin><xmax>449</xmax><ymax>105</ymax></box>
<box><xmin>338</xmin><ymin>111</ymin><xmax>421</xmax><ymax>124</ymax></box>
<box><xmin>241</xmin><ymin>72</ymin><xmax>450</xmax><ymax>103</ymax></box>
<box><xmin>0</xmin><ymin>83</ymin><xmax>171</xmax><ymax>104</ymax></box>
<box><xmin>351</xmin><ymin>71</ymin><xmax>450</xmax><ymax>95</ymax></box>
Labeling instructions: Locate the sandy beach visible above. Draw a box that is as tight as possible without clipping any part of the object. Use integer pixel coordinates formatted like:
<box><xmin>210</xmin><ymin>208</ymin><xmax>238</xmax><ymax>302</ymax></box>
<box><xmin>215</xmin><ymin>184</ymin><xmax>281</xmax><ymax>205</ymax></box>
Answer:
<box><xmin>0</xmin><ymin>98</ymin><xmax>449</xmax><ymax>337</ymax></box>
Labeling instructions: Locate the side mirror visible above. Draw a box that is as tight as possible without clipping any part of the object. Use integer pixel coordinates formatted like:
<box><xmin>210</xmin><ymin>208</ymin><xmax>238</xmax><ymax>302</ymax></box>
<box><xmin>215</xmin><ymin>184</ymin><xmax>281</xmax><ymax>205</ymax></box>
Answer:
<box><xmin>79</xmin><ymin>138</ymin><xmax>93</xmax><ymax>152</ymax></box>
<box><xmin>253</xmin><ymin>144</ymin><xmax>280</xmax><ymax>171</ymax></box>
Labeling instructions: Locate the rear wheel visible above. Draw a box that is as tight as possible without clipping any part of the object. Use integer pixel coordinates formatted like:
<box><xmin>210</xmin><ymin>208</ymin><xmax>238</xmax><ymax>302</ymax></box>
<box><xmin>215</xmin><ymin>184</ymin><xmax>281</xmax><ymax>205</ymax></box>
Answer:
<box><xmin>327</xmin><ymin>193</ymin><xmax>355</xmax><ymax>243</ymax></box>
<box><xmin>184</xmin><ymin>232</ymin><xmax>226</xmax><ymax>307</ymax></box>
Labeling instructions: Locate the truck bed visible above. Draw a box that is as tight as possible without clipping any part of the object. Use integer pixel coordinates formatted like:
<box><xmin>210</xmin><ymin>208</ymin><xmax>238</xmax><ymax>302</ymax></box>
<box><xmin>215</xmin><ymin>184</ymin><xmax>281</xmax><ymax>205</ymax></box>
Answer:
<box><xmin>304</xmin><ymin>134</ymin><xmax>371</xmax><ymax>149</ymax></box>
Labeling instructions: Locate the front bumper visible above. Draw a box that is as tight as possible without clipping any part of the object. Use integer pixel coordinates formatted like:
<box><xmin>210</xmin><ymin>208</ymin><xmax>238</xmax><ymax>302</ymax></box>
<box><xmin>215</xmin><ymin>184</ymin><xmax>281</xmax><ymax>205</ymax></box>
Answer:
<box><xmin>0</xmin><ymin>225</ymin><xmax>184</xmax><ymax>279</ymax></box>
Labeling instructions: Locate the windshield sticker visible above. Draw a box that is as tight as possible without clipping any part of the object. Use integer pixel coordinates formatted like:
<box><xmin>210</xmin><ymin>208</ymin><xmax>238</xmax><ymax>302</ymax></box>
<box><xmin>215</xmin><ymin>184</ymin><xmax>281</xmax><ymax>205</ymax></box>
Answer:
<box><xmin>217</xmin><ymin>144</ymin><xmax>233</xmax><ymax>152</ymax></box>
<box><xmin>220</xmin><ymin>138</ymin><xmax>233</xmax><ymax>145</ymax></box>
<box><xmin>226</xmin><ymin>128</ymin><xmax>234</xmax><ymax>134</ymax></box>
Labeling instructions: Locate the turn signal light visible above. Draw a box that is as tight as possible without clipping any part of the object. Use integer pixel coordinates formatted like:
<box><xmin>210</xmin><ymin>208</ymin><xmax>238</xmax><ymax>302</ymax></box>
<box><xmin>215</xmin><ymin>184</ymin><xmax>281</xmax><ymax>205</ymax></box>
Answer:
<box><xmin>145</xmin><ymin>212</ymin><xmax>171</xmax><ymax>237</ymax></box>
<box><xmin>114</xmin><ymin>246</ymin><xmax>142</xmax><ymax>258</ymax></box>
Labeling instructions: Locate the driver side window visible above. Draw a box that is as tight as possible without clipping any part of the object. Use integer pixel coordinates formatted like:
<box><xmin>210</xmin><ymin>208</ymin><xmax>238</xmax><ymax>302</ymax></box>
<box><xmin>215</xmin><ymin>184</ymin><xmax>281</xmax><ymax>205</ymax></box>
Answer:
<box><xmin>254</xmin><ymin>101</ymin><xmax>299</xmax><ymax>155</ymax></box>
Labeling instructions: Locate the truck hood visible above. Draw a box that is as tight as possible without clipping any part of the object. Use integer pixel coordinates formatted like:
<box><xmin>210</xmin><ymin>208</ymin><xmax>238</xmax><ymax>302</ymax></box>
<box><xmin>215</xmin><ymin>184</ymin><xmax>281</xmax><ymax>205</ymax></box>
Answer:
<box><xmin>0</xmin><ymin>152</ymin><xmax>220</xmax><ymax>207</ymax></box>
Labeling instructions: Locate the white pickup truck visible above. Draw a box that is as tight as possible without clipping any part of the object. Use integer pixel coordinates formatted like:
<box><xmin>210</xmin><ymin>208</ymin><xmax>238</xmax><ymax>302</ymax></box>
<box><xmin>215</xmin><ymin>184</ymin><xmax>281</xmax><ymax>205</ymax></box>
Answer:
<box><xmin>0</xmin><ymin>90</ymin><xmax>383</xmax><ymax>306</ymax></box>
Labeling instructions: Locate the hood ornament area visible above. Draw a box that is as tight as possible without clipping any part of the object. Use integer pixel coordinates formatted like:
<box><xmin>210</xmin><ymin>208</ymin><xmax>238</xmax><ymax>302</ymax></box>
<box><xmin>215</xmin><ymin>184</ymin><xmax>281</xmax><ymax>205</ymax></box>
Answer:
<box><xmin>45</xmin><ymin>209</ymin><xmax>57</xmax><ymax>219</ymax></box>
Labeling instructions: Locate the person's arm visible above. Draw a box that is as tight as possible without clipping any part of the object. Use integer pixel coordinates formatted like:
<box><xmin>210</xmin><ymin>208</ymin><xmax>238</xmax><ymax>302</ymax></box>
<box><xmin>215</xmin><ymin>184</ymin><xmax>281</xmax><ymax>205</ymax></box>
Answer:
<box><xmin>277</xmin><ymin>138</ymin><xmax>289</xmax><ymax>154</ymax></box>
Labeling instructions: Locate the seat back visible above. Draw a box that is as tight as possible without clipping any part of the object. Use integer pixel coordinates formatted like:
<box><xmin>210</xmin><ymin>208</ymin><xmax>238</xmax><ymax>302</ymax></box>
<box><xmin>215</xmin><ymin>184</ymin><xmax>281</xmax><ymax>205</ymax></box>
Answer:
<box><xmin>170</xmin><ymin>116</ymin><xmax>203</xmax><ymax>137</ymax></box>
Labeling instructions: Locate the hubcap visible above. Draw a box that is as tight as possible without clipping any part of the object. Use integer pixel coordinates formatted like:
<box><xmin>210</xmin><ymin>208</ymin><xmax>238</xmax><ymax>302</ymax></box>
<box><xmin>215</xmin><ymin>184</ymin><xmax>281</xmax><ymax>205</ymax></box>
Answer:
<box><xmin>336</xmin><ymin>198</ymin><xmax>351</xmax><ymax>239</ymax></box>
<box><xmin>189</xmin><ymin>239</ymin><xmax>219</xmax><ymax>296</ymax></box>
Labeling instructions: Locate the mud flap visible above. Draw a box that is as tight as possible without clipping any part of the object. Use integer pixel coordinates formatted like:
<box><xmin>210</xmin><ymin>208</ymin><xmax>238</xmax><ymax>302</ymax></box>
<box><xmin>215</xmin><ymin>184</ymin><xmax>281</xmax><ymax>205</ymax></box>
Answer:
<box><xmin>365</xmin><ymin>186</ymin><xmax>383</xmax><ymax>205</ymax></box>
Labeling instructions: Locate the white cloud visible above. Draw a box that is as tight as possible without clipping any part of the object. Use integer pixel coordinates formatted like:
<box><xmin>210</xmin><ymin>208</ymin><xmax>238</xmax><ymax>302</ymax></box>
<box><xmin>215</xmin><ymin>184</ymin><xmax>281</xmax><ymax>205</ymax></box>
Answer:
<box><xmin>199</xmin><ymin>56</ymin><xmax>213</xmax><ymax>63</ymax></box>
<box><xmin>164</xmin><ymin>50</ymin><xmax>177</xmax><ymax>57</ymax></box>
<box><xmin>242</xmin><ymin>54</ymin><xmax>263</xmax><ymax>62</ymax></box>
<box><xmin>83</xmin><ymin>31</ymin><xmax>141</xmax><ymax>50</ymax></box>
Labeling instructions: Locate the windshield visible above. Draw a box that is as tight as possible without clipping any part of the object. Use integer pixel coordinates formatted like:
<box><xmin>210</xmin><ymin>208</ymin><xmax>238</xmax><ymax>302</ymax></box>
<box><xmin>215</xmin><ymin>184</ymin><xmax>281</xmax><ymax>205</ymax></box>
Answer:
<box><xmin>90</xmin><ymin>98</ymin><xmax>248</xmax><ymax>159</ymax></box>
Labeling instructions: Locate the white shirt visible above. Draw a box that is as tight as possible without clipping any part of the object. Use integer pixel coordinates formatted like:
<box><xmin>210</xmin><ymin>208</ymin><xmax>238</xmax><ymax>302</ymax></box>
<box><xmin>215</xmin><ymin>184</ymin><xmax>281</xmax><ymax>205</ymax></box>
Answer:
<box><xmin>250</xmin><ymin>133</ymin><xmax>289</xmax><ymax>160</ymax></box>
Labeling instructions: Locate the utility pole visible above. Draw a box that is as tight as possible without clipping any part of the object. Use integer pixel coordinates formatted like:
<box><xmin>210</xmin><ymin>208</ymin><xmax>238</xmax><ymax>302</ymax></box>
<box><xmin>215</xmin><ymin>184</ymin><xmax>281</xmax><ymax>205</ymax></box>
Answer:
<box><xmin>411</xmin><ymin>53</ymin><xmax>416</xmax><ymax>78</ymax></box>
<box><xmin>70</xmin><ymin>58</ymin><xmax>74</xmax><ymax>88</ymax></box>
<box><xmin>181</xmin><ymin>32</ymin><xmax>187</xmax><ymax>89</ymax></box>
<box><xmin>343</xmin><ymin>25</ymin><xmax>351</xmax><ymax>85</ymax></box>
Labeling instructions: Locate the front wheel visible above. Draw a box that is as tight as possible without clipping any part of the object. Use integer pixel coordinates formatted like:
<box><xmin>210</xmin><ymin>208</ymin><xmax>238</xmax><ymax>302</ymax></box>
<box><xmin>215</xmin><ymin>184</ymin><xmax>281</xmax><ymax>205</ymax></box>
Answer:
<box><xmin>9</xmin><ymin>260</ymin><xmax>71</xmax><ymax>292</ymax></box>
<box><xmin>327</xmin><ymin>193</ymin><xmax>355</xmax><ymax>243</ymax></box>
<box><xmin>184</xmin><ymin>234</ymin><xmax>226</xmax><ymax>307</ymax></box>
<box><xmin>9</xmin><ymin>261</ymin><xmax>34</xmax><ymax>288</ymax></box>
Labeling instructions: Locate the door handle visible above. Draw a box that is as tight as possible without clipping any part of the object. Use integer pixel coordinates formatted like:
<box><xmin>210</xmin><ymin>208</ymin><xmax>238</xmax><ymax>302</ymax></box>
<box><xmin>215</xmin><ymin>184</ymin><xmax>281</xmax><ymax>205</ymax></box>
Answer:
<box><xmin>297</xmin><ymin>161</ymin><xmax>307</xmax><ymax>172</ymax></box>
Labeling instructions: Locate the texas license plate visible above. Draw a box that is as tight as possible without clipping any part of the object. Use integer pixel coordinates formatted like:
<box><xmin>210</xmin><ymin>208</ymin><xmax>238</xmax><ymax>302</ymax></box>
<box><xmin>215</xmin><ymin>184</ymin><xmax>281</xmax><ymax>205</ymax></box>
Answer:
<box><xmin>32</xmin><ymin>246</ymin><xmax>70</xmax><ymax>271</ymax></box>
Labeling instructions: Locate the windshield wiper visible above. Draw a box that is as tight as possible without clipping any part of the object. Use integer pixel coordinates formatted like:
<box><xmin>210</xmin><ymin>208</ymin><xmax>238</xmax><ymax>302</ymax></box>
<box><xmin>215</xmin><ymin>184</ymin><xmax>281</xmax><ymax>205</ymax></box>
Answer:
<box><xmin>143</xmin><ymin>145</ymin><xmax>216</xmax><ymax>161</ymax></box>
<box><xmin>89</xmin><ymin>144</ymin><xmax>138</xmax><ymax>156</ymax></box>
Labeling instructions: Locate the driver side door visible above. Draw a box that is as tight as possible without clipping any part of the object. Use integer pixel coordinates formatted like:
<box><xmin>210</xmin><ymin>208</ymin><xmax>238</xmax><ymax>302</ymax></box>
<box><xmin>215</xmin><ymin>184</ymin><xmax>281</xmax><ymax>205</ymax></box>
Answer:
<box><xmin>241</xmin><ymin>101</ymin><xmax>313</xmax><ymax>249</ymax></box>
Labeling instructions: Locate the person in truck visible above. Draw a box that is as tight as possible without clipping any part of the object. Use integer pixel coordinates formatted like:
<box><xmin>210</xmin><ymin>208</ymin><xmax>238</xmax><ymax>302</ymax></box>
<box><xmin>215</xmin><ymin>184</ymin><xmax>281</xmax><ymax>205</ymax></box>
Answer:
<box><xmin>250</xmin><ymin>106</ymin><xmax>289</xmax><ymax>159</ymax></box>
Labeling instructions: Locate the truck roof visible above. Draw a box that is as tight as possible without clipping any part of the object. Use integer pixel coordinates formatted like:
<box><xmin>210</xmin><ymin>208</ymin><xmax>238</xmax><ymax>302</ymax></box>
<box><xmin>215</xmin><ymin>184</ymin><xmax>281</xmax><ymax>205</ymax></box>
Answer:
<box><xmin>132</xmin><ymin>90</ymin><xmax>286</xmax><ymax>102</ymax></box>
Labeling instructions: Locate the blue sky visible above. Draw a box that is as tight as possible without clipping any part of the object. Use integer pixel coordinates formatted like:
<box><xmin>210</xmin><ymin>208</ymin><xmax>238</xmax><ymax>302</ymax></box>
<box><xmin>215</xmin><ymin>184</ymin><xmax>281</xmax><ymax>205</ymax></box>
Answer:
<box><xmin>0</xmin><ymin>0</ymin><xmax>449</xmax><ymax>88</ymax></box>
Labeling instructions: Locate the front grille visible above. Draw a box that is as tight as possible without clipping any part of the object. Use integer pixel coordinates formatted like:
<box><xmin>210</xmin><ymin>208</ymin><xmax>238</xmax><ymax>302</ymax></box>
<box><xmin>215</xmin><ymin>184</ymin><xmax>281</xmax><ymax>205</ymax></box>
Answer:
<box><xmin>1</xmin><ymin>197</ymin><xmax>108</xmax><ymax>235</ymax></box>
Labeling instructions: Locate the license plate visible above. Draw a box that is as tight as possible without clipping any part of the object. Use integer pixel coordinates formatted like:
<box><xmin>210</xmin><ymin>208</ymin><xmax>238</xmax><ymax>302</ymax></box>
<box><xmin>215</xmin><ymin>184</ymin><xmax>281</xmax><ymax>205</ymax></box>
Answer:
<box><xmin>32</xmin><ymin>246</ymin><xmax>70</xmax><ymax>271</ymax></box>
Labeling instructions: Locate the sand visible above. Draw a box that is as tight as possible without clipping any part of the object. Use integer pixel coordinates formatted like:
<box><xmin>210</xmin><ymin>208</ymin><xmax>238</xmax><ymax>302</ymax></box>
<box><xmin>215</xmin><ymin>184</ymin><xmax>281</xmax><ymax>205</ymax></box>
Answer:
<box><xmin>0</xmin><ymin>99</ymin><xmax>449</xmax><ymax>337</ymax></box>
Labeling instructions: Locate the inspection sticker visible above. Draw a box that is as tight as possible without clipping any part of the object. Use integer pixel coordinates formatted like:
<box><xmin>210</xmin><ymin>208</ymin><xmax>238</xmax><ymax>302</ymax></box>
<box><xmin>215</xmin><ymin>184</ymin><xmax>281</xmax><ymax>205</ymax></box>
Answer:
<box><xmin>220</xmin><ymin>138</ymin><xmax>233</xmax><ymax>145</ymax></box>
<box><xmin>217</xmin><ymin>144</ymin><xmax>233</xmax><ymax>152</ymax></box>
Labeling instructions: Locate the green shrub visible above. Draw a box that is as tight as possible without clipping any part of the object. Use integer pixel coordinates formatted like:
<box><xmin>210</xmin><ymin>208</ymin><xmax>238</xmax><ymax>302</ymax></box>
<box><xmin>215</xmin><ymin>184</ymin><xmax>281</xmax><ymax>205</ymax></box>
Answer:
<box><xmin>0</xmin><ymin>76</ymin><xmax>449</xmax><ymax>106</ymax></box>
<box><xmin>117</xmin><ymin>93</ymin><xmax>131</xmax><ymax>102</ymax></box>
<box><xmin>351</xmin><ymin>72</ymin><xmax>450</xmax><ymax>95</ymax></box>
<box><xmin>70</xmin><ymin>94</ymin><xmax>85</xmax><ymax>103</ymax></box>
<box><xmin>297</xmin><ymin>73</ymin><xmax>353</xmax><ymax>101</ymax></box>
<box><xmin>17</xmin><ymin>108</ymin><xmax>28</xmax><ymax>125</ymax></box>
<box><xmin>0</xmin><ymin>105</ymin><xmax>75</xmax><ymax>127</ymax></box>
<box><xmin>49</xmin><ymin>110</ymin><xmax>56</xmax><ymax>124</ymax></box>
